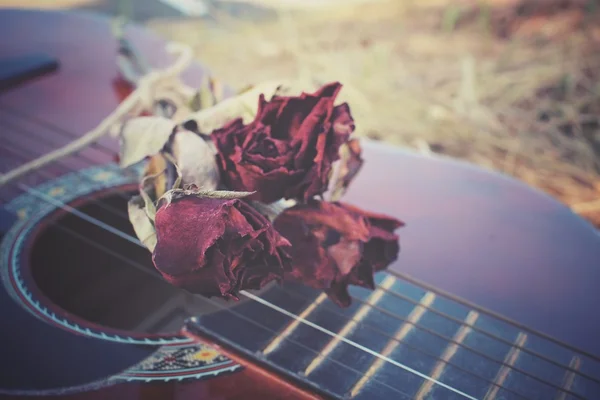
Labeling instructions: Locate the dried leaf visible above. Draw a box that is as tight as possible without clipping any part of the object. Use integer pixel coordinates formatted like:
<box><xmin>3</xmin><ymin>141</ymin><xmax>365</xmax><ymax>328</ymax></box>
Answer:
<box><xmin>145</xmin><ymin>154</ymin><xmax>169</xmax><ymax>198</ymax></box>
<box><xmin>159</xmin><ymin>187</ymin><xmax>255</xmax><ymax>207</ymax></box>
<box><xmin>325</xmin><ymin>139</ymin><xmax>364</xmax><ymax>202</ymax></box>
<box><xmin>210</xmin><ymin>77</ymin><xmax>226</xmax><ymax>102</ymax></box>
<box><xmin>237</xmin><ymin>84</ymin><xmax>256</xmax><ymax>94</ymax></box>
<box><xmin>250</xmin><ymin>199</ymin><xmax>297</xmax><ymax>221</ymax></box>
<box><xmin>181</xmin><ymin>81</ymin><xmax>285</xmax><ymax>134</ymax></box>
<box><xmin>190</xmin><ymin>76</ymin><xmax>228</xmax><ymax>112</ymax></box>
<box><xmin>189</xmin><ymin>92</ymin><xmax>202</xmax><ymax>113</ymax></box>
<box><xmin>168</xmin><ymin>130</ymin><xmax>220</xmax><ymax>191</ymax></box>
<box><xmin>139</xmin><ymin>172</ymin><xmax>164</xmax><ymax>221</ymax></box>
<box><xmin>128</xmin><ymin>195</ymin><xmax>157</xmax><ymax>252</ymax></box>
<box><xmin>272</xmin><ymin>79</ymin><xmax>321</xmax><ymax>97</ymax></box>
<box><xmin>189</xmin><ymin>77</ymin><xmax>217</xmax><ymax>112</ymax></box>
<box><xmin>162</xmin><ymin>151</ymin><xmax>183</xmax><ymax>190</ymax></box>
<box><xmin>118</xmin><ymin>116</ymin><xmax>177</xmax><ymax>168</ymax></box>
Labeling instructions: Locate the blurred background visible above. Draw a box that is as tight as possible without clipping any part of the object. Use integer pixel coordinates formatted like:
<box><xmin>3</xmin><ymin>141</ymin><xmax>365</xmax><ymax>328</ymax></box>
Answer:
<box><xmin>2</xmin><ymin>0</ymin><xmax>600</xmax><ymax>227</ymax></box>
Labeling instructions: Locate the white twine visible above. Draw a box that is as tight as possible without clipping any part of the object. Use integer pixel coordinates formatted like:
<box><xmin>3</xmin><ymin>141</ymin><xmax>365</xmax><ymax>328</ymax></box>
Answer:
<box><xmin>0</xmin><ymin>42</ymin><xmax>196</xmax><ymax>187</ymax></box>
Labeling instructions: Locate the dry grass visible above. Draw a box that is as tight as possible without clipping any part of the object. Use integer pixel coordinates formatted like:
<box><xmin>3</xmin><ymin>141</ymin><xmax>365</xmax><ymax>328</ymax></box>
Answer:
<box><xmin>146</xmin><ymin>0</ymin><xmax>600</xmax><ymax>226</ymax></box>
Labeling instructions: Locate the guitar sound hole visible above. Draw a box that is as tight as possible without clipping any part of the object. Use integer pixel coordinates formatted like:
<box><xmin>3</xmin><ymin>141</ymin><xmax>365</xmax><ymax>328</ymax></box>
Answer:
<box><xmin>28</xmin><ymin>190</ymin><xmax>240</xmax><ymax>335</ymax></box>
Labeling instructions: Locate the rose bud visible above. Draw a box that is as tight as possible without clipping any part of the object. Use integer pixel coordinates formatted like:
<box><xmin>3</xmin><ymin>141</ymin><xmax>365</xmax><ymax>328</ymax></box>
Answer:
<box><xmin>273</xmin><ymin>200</ymin><xmax>404</xmax><ymax>307</ymax></box>
<box><xmin>152</xmin><ymin>191</ymin><xmax>292</xmax><ymax>300</ymax></box>
<box><xmin>211</xmin><ymin>82</ymin><xmax>357</xmax><ymax>204</ymax></box>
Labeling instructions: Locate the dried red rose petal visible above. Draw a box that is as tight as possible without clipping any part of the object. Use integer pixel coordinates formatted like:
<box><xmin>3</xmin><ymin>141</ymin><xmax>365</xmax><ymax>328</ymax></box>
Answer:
<box><xmin>273</xmin><ymin>200</ymin><xmax>404</xmax><ymax>307</ymax></box>
<box><xmin>211</xmin><ymin>82</ymin><xmax>356</xmax><ymax>204</ymax></box>
<box><xmin>152</xmin><ymin>194</ymin><xmax>292</xmax><ymax>300</ymax></box>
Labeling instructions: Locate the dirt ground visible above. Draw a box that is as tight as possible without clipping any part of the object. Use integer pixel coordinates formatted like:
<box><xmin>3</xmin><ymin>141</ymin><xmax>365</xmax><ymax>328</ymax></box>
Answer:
<box><xmin>146</xmin><ymin>0</ymin><xmax>600</xmax><ymax>228</ymax></box>
<box><xmin>4</xmin><ymin>0</ymin><xmax>600</xmax><ymax>227</ymax></box>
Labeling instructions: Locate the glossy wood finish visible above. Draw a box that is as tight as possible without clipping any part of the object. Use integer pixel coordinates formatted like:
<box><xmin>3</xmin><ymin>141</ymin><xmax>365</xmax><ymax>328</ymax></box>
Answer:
<box><xmin>345</xmin><ymin>141</ymin><xmax>600</xmax><ymax>357</ymax></box>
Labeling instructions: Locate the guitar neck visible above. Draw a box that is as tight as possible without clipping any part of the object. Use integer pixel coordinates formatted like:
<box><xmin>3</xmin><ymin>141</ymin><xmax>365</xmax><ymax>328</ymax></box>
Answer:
<box><xmin>184</xmin><ymin>272</ymin><xmax>600</xmax><ymax>400</ymax></box>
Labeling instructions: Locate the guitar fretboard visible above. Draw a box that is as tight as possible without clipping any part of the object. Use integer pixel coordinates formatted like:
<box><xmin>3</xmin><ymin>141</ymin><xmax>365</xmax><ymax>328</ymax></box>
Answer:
<box><xmin>188</xmin><ymin>272</ymin><xmax>600</xmax><ymax>400</ymax></box>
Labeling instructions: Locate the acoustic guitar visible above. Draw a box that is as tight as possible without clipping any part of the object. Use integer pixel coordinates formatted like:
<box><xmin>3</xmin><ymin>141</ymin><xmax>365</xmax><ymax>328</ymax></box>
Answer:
<box><xmin>1</xmin><ymin>8</ymin><xmax>599</xmax><ymax>400</ymax></box>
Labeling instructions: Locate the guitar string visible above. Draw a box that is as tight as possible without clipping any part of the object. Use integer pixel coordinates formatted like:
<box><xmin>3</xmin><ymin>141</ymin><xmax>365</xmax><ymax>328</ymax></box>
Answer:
<box><xmin>0</xmin><ymin>76</ymin><xmax>592</xmax><ymax>400</ymax></box>
<box><xmin>0</xmin><ymin>106</ymin><xmax>597</xmax><ymax>385</ymax></box>
<box><xmin>8</xmin><ymin>180</ymin><xmax>478</xmax><ymax>400</ymax></box>
<box><xmin>1</xmin><ymin>114</ymin><xmax>596</xmax><ymax>394</ymax></box>
<box><xmin>387</xmin><ymin>268</ymin><xmax>600</xmax><ymax>366</ymax></box>
<box><xmin>369</xmin><ymin>277</ymin><xmax>600</xmax><ymax>386</ymax></box>
<box><xmin>49</xmin><ymin>218</ymin><xmax>506</xmax><ymax>400</ymax></box>
<box><xmin>43</xmin><ymin>222</ymin><xmax>416</xmax><ymax>400</ymax></box>
<box><xmin>2</xmin><ymin>111</ymin><xmax>593</xmax><ymax>394</ymax></box>
<box><xmin>267</xmin><ymin>285</ymin><xmax>533</xmax><ymax>400</ymax></box>
<box><xmin>0</xmin><ymin>108</ymin><xmax>482</xmax><ymax>400</ymax></box>
<box><xmin>0</xmin><ymin>179</ymin><xmax>415</xmax><ymax>399</ymax></box>
<box><xmin>0</xmin><ymin>144</ymin><xmax>558</xmax><ymax>400</ymax></box>
<box><xmin>0</xmin><ymin>103</ymin><xmax>118</xmax><ymax>155</ymax></box>
<box><xmin>0</xmin><ymin>133</ymin><xmax>130</xmax><ymax>219</ymax></box>
<box><xmin>0</xmin><ymin>114</ymin><xmax>121</xmax><ymax>174</ymax></box>
<box><xmin>4</xmin><ymin>111</ymin><xmax>600</xmax><ymax>398</ymax></box>
<box><xmin>0</xmin><ymin>133</ymin><xmax>589</xmax><ymax>388</ymax></box>
<box><xmin>0</xmin><ymin>150</ymin><xmax>21</xmax><ymax>203</ymax></box>
<box><xmin>242</xmin><ymin>291</ymin><xmax>481</xmax><ymax>400</ymax></box>
<box><xmin>0</xmin><ymin>144</ymin><xmax>577</xmax><ymax>400</ymax></box>
<box><xmin>276</xmin><ymin>285</ymin><xmax>580</xmax><ymax>397</ymax></box>
<box><xmin>0</xmin><ymin>152</ymin><xmax>589</xmax><ymax>400</ymax></box>
<box><xmin>47</xmin><ymin>217</ymin><xmax>476</xmax><ymax>399</ymax></box>
<box><xmin>4</xmin><ymin>155</ymin><xmax>589</xmax><ymax>400</ymax></box>
<box><xmin>0</xmin><ymin>110</ymin><xmax>478</xmax><ymax>399</ymax></box>
<box><xmin>0</xmin><ymin>111</ymin><xmax>116</xmax><ymax>160</ymax></box>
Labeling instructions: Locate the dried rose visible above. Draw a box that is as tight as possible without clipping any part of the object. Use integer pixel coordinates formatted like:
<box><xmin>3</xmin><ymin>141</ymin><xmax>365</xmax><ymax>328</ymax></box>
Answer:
<box><xmin>124</xmin><ymin>124</ymin><xmax>223</xmax><ymax>253</ymax></box>
<box><xmin>211</xmin><ymin>82</ymin><xmax>356</xmax><ymax>204</ymax></box>
<box><xmin>152</xmin><ymin>191</ymin><xmax>292</xmax><ymax>300</ymax></box>
<box><xmin>274</xmin><ymin>200</ymin><xmax>403</xmax><ymax>307</ymax></box>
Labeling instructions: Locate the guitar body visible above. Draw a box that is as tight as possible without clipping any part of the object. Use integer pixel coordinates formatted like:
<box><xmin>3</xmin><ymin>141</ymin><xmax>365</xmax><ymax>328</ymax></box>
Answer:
<box><xmin>1</xmin><ymin>8</ymin><xmax>599</xmax><ymax>400</ymax></box>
